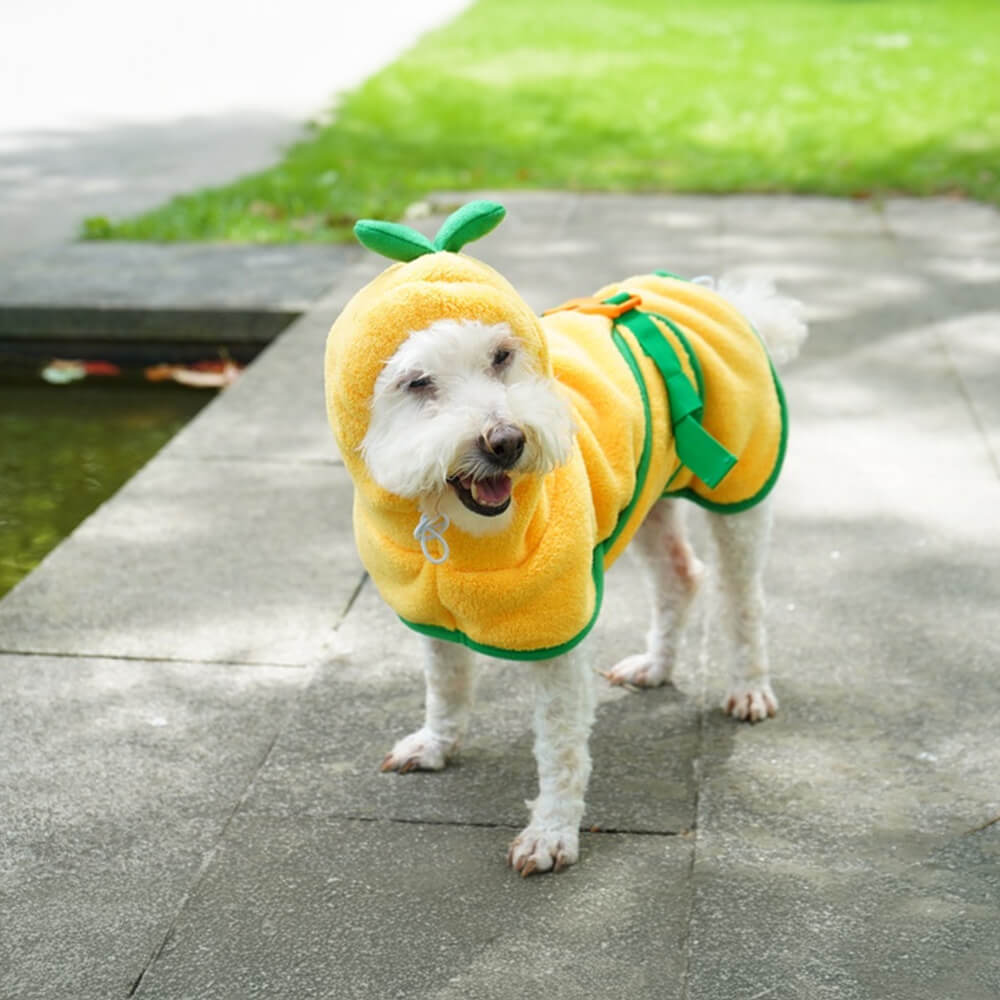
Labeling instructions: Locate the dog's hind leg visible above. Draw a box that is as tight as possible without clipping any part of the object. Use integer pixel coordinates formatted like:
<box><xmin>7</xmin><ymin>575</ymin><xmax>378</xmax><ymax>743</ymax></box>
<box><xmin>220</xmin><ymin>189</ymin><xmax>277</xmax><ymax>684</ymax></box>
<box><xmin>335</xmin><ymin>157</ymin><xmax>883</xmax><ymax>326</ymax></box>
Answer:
<box><xmin>605</xmin><ymin>498</ymin><xmax>704</xmax><ymax>688</ymax></box>
<box><xmin>707</xmin><ymin>499</ymin><xmax>778</xmax><ymax>722</ymax></box>
<box><xmin>508</xmin><ymin>649</ymin><xmax>595</xmax><ymax>875</ymax></box>
<box><xmin>381</xmin><ymin>636</ymin><xmax>477</xmax><ymax>772</ymax></box>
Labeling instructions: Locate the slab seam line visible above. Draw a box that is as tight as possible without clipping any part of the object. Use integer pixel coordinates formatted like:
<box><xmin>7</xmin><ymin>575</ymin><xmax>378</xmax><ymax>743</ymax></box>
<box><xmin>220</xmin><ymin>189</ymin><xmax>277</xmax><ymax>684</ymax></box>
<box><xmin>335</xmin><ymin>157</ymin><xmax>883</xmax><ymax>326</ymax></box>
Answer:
<box><xmin>0</xmin><ymin>648</ymin><xmax>309</xmax><ymax>670</ymax></box>
<box><xmin>157</xmin><ymin>454</ymin><xmax>344</xmax><ymax>467</ymax></box>
<box><xmin>126</xmin><ymin>725</ymin><xmax>291</xmax><ymax>997</ymax></box>
<box><xmin>258</xmin><ymin>811</ymin><xmax>690</xmax><ymax>838</ymax></box>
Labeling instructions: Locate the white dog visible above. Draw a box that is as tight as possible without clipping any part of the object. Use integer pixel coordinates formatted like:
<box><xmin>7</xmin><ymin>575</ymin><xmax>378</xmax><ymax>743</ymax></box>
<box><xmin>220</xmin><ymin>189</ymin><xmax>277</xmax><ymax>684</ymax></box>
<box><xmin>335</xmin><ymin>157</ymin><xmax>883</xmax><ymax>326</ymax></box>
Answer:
<box><xmin>325</xmin><ymin>203</ymin><xmax>806</xmax><ymax>876</ymax></box>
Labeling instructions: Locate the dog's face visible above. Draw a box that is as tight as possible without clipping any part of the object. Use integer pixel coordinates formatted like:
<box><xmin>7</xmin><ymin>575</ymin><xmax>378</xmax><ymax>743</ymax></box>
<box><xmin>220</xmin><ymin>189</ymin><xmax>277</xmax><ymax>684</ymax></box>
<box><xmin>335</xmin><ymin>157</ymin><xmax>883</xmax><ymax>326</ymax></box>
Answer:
<box><xmin>361</xmin><ymin>319</ymin><xmax>574</xmax><ymax>535</ymax></box>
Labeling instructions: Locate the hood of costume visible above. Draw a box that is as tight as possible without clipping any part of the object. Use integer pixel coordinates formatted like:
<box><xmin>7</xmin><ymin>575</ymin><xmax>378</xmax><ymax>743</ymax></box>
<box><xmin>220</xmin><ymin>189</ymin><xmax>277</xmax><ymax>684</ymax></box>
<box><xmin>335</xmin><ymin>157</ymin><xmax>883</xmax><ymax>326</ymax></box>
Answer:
<box><xmin>325</xmin><ymin>203</ymin><xmax>787</xmax><ymax>659</ymax></box>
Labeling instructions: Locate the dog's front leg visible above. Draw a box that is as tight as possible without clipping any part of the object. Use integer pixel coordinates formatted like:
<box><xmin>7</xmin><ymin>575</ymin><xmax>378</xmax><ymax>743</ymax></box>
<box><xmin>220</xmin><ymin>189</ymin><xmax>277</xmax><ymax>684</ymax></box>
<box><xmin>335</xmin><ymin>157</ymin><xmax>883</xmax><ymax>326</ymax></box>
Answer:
<box><xmin>381</xmin><ymin>636</ymin><xmax>476</xmax><ymax>773</ymax></box>
<box><xmin>508</xmin><ymin>649</ymin><xmax>595</xmax><ymax>875</ymax></box>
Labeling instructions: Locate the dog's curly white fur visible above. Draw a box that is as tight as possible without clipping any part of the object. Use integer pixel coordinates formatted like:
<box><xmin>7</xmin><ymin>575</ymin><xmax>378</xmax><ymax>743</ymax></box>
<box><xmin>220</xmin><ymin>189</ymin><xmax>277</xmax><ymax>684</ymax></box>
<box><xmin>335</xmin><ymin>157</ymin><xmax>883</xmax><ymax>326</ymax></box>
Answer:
<box><xmin>364</xmin><ymin>275</ymin><xmax>805</xmax><ymax>875</ymax></box>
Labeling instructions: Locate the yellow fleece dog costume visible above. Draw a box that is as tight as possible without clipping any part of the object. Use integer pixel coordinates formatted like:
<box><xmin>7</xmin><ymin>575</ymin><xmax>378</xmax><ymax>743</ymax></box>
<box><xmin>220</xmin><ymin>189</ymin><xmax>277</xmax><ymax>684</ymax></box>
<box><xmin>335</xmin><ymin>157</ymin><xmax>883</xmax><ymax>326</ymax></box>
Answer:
<box><xmin>325</xmin><ymin>202</ymin><xmax>786</xmax><ymax>659</ymax></box>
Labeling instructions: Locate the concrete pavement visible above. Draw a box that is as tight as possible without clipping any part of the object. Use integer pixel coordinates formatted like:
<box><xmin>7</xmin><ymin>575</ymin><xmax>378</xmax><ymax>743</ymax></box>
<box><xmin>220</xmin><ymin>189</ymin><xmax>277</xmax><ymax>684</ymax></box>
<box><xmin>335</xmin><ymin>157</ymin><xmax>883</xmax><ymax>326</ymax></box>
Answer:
<box><xmin>1</xmin><ymin>193</ymin><xmax>999</xmax><ymax>998</ymax></box>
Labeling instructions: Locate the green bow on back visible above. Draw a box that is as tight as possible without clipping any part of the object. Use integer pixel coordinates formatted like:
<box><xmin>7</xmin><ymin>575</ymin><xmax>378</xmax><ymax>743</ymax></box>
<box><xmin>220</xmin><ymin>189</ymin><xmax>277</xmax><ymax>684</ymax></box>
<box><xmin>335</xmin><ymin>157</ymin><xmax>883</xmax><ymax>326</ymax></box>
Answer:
<box><xmin>354</xmin><ymin>201</ymin><xmax>506</xmax><ymax>262</ymax></box>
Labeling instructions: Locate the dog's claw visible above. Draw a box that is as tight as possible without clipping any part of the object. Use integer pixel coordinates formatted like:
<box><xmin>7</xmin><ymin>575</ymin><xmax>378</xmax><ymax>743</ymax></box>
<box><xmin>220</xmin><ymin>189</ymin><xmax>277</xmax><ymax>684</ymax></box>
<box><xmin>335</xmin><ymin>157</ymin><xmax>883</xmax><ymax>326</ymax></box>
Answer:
<box><xmin>723</xmin><ymin>682</ymin><xmax>778</xmax><ymax>722</ymax></box>
<box><xmin>381</xmin><ymin>728</ymin><xmax>451</xmax><ymax>773</ymax></box>
<box><xmin>599</xmin><ymin>670</ymin><xmax>643</xmax><ymax>693</ymax></box>
<box><xmin>508</xmin><ymin>826</ymin><xmax>578</xmax><ymax>876</ymax></box>
<box><xmin>603</xmin><ymin>653</ymin><xmax>670</xmax><ymax>690</ymax></box>
<box><xmin>382</xmin><ymin>754</ymin><xmax>425</xmax><ymax>774</ymax></box>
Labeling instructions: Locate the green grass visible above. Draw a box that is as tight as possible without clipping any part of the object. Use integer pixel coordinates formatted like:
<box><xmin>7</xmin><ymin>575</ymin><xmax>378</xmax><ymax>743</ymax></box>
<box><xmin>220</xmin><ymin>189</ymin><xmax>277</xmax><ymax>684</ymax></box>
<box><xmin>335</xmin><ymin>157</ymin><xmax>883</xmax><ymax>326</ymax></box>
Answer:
<box><xmin>88</xmin><ymin>0</ymin><xmax>1000</xmax><ymax>243</ymax></box>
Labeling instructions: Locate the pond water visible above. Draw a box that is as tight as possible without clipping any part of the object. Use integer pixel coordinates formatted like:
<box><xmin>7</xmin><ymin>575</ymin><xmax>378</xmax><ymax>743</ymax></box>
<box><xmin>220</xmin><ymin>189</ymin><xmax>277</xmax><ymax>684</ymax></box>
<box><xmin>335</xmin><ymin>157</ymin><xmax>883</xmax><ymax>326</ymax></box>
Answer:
<box><xmin>0</xmin><ymin>376</ymin><xmax>212</xmax><ymax>598</ymax></box>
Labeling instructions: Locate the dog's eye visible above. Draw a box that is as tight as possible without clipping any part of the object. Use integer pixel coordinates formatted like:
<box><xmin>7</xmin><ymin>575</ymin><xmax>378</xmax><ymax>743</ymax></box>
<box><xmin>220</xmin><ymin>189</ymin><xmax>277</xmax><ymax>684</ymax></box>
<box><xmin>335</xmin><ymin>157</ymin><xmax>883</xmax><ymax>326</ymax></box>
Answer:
<box><xmin>492</xmin><ymin>347</ymin><xmax>512</xmax><ymax>369</ymax></box>
<box><xmin>405</xmin><ymin>374</ymin><xmax>434</xmax><ymax>393</ymax></box>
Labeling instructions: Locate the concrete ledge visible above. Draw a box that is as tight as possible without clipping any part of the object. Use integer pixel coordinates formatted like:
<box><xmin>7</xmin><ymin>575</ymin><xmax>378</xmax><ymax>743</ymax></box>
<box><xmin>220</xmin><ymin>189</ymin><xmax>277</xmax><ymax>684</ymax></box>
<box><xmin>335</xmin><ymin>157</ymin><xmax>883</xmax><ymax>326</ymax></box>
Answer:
<box><xmin>0</xmin><ymin>305</ymin><xmax>297</xmax><ymax>353</ymax></box>
<box><xmin>0</xmin><ymin>242</ymin><xmax>358</xmax><ymax>350</ymax></box>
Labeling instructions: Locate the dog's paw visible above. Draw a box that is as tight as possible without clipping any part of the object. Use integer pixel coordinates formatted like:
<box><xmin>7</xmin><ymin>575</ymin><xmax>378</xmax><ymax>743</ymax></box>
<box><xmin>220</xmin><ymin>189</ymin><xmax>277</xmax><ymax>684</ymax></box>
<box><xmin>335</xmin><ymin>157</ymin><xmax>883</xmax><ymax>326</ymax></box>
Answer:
<box><xmin>603</xmin><ymin>653</ymin><xmax>671</xmax><ymax>689</ymax></box>
<box><xmin>723</xmin><ymin>682</ymin><xmax>778</xmax><ymax>722</ymax></box>
<box><xmin>507</xmin><ymin>824</ymin><xmax>579</xmax><ymax>876</ymax></box>
<box><xmin>380</xmin><ymin>727</ymin><xmax>453</xmax><ymax>773</ymax></box>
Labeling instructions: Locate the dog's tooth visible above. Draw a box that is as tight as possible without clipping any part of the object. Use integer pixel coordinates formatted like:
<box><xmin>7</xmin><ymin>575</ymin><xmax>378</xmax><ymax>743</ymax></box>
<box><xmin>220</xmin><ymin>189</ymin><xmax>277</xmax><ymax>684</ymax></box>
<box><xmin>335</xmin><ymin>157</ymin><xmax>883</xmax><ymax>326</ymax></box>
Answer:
<box><xmin>470</xmin><ymin>479</ymin><xmax>500</xmax><ymax>507</ymax></box>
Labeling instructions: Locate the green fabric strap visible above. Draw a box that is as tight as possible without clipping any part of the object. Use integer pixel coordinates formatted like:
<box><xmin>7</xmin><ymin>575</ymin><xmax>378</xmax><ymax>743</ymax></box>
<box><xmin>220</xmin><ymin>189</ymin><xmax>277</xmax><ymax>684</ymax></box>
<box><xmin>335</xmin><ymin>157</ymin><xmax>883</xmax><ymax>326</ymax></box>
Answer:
<box><xmin>608</xmin><ymin>295</ymin><xmax>737</xmax><ymax>489</ymax></box>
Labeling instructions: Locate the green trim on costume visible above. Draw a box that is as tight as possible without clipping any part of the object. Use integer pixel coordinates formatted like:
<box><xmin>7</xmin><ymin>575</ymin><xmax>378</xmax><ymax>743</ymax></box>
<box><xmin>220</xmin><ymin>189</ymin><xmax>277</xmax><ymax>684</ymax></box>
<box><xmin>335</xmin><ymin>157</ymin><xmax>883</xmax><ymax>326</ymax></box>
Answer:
<box><xmin>604</xmin><ymin>328</ymin><xmax>653</xmax><ymax>552</ymax></box>
<box><xmin>662</xmin><ymin>464</ymin><xmax>683</xmax><ymax>493</ymax></box>
<box><xmin>398</xmin><ymin>548</ymin><xmax>605</xmax><ymax>660</ymax></box>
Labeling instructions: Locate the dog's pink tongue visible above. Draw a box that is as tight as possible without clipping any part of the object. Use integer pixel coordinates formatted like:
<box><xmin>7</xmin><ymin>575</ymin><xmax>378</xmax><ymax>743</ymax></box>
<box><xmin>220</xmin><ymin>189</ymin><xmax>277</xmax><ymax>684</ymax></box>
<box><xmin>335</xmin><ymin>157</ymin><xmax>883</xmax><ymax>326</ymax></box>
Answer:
<box><xmin>474</xmin><ymin>474</ymin><xmax>512</xmax><ymax>506</ymax></box>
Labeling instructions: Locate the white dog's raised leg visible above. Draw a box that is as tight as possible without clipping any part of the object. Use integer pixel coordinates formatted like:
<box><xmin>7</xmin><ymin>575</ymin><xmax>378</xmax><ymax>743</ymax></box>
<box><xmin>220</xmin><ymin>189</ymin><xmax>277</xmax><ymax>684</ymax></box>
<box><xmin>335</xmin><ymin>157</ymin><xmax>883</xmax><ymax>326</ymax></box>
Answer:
<box><xmin>605</xmin><ymin>498</ymin><xmax>704</xmax><ymax>688</ymax></box>
<box><xmin>707</xmin><ymin>500</ymin><xmax>778</xmax><ymax>722</ymax></box>
<box><xmin>508</xmin><ymin>650</ymin><xmax>595</xmax><ymax>875</ymax></box>
<box><xmin>381</xmin><ymin>636</ymin><xmax>477</xmax><ymax>772</ymax></box>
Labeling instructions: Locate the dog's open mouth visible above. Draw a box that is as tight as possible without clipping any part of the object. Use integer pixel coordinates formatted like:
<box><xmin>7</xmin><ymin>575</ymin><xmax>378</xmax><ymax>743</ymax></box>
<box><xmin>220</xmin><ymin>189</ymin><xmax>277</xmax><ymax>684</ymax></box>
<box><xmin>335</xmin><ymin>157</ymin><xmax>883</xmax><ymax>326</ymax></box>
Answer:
<box><xmin>447</xmin><ymin>473</ymin><xmax>513</xmax><ymax>517</ymax></box>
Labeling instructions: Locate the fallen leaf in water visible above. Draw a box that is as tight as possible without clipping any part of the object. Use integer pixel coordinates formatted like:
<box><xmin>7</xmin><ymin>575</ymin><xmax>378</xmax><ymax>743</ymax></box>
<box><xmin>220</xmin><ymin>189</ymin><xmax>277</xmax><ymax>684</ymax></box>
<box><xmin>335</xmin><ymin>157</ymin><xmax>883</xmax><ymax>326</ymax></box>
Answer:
<box><xmin>41</xmin><ymin>360</ymin><xmax>87</xmax><ymax>384</ymax></box>
<box><xmin>144</xmin><ymin>361</ymin><xmax>242</xmax><ymax>388</ymax></box>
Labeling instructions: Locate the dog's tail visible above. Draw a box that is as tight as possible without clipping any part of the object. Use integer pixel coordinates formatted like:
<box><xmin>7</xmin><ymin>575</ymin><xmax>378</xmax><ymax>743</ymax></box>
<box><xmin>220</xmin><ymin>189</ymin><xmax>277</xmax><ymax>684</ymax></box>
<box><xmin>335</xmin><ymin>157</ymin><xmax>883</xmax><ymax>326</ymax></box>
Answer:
<box><xmin>708</xmin><ymin>274</ymin><xmax>808</xmax><ymax>366</ymax></box>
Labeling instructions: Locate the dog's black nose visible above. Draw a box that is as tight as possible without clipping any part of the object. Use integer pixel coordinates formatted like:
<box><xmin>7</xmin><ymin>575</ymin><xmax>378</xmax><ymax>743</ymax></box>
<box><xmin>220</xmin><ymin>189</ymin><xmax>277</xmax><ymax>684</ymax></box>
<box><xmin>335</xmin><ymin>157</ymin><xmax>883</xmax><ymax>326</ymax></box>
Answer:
<box><xmin>480</xmin><ymin>424</ymin><xmax>525</xmax><ymax>468</ymax></box>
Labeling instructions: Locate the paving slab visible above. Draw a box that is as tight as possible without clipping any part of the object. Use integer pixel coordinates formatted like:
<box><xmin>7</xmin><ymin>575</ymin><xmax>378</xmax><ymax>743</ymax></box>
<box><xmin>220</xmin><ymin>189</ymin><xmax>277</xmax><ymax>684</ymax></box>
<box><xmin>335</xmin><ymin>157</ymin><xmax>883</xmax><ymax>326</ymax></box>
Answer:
<box><xmin>421</xmin><ymin>191</ymin><xmax>727</xmax><ymax>308</ymax></box>
<box><xmin>688</xmin><ymin>507</ymin><xmax>1000</xmax><ymax>1000</ymax></box>
<box><xmin>688</xmin><ymin>618</ymin><xmax>1000</xmax><ymax>999</ymax></box>
<box><xmin>127</xmin><ymin>812</ymin><xmax>693</xmax><ymax>1000</ymax></box>
<box><xmin>881</xmin><ymin>199</ymin><xmax>1000</xmax><ymax>473</ymax></box>
<box><xmin>242</xmin><ymin>579</ymin><xmax>702</xmax><ymax>834</ymax></box>
<box><xmin>0</xmin><ymin>652</ymin><xmax>303</xmax><ymax>1000</ymax></box>
<box><xmin>0</xmin><ymin>453</ymin><xmax>362</xmax><ymax>665</ymax></box>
